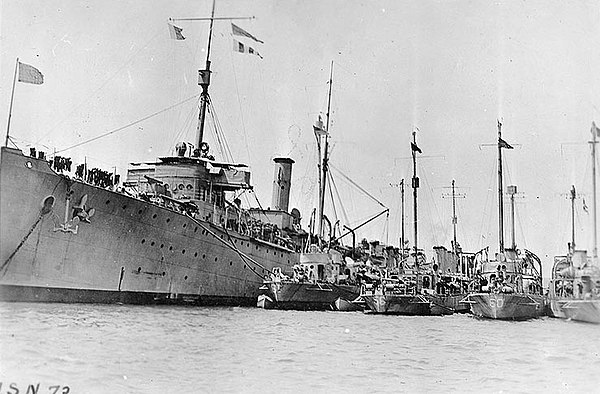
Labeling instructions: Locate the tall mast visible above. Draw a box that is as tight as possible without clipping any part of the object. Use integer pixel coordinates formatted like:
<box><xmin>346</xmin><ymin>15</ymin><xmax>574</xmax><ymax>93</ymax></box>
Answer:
<box><xmin>401</xmin><ymin>179</ymin><xmax>405</xmax><ymax>255</ymax></box>
<box><xmin>412</xmin><ymin>129</ymin><xmax>420</xmax><ymax>284</ymax></box>
<box><xmin>317</xmin><ymin>61</ymin><xmax>333</xmax><ymax>239</ymax></box>
<box><xmin>4</xmin><ymin>58</ymin><xmax>19</xmax><ymax>147</ymax></box>
<box><xmin>195</xmin><ymin>0</ymin><xmax>217</xmax><ymax>150</ymax></box>
<box><xmin>452</xmin><ymin>179</ymin><xmax>457</xmax><ymax>255</ymax></box>
<box><xmin>570</xmin><ymin>185</ymin><xmax>576</xmax><ymax>251</ymax></box>
<box><xmin>497</xmin><ymin>121</ymin><xmax>505</xmax><ymax>254</ymax></box>
<box><xmin>592</xmin><ymin>124</ymin><xmax>598</xmax><ymax>259</ymax></box>
<box><xmin>508</xmin><ymin>185</ymin><xmax>517</xmax><ymax>250</ymax></box>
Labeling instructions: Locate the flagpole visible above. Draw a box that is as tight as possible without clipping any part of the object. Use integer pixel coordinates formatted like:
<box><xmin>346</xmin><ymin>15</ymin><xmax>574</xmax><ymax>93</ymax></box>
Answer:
<box><xmin>195</xmin><ymin>0</ymin><xmax>216</xmax><ymax>151</ymax></box>
<box><xmin>412</xmin><ymin>129</ymin><xmax>420</xmax><ymax>292</ymax></box>
<box><xmin>497</xmin><ymin>120</ymin><xmax>505</xmax><ymax>254</ymax></box>
<box><xmin>5</xmin><ymin>58</ymin><xmax>19</xmax><ymax>147</ymax></box>
<box><xmin>592</xmin><ymin>124</ymin><xmax>598</xmax><ymax>258</ymax></box>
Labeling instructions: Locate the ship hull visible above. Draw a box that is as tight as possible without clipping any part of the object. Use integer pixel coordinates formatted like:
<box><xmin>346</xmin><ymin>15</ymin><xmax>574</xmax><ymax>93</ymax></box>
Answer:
<box><xmin>426</xmin><ymin>293</ymin><xmax>470</xmax><ymax>314</ymax></box>
<box><xmin>548</xmin><ymin>298</ymin><xmax>568</xmax><ymax>319</ymax></box>
<box><xmin>362</xmin><ymin>294</ymin><xmax>433</xmax><ymax>315</ymax></box>
<box><xmin>562</xmin><ymin>300</ymin><xmax>600</xmax><ymax>324</ymax></box>
<box><xmin>258</xmin><ymin>282</ymin><xmax>360</xmax><ymax>311</ymax></box>
<box><xmin>467</xmin><ymin>293</ymin><xmax>545</xmax><ymax>320</ymax></box>
<box><xmin>333</xmin><ymin>296</ymin><xmax>364</xmax><ymax>311</ymax></box>
<box><xmin>0</xmin><ymin>147</ymin><xmax>298</xmax><ymax>306</ymax></box>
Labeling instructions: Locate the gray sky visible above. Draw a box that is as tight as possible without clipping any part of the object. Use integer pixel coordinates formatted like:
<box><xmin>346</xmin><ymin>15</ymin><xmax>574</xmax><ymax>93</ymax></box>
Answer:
<box><xmin>2</xmin><ymin>0</ymin><xmax>600</xmax><ymax>276</ymax></box>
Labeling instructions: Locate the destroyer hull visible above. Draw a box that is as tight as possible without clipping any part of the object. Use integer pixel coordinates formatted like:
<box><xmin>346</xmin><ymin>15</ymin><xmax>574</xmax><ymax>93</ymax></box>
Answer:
<box><xmin>258</xmin><ymin>282</ymin><xmax>359</xmax><ymax>311</ymax></box>
<box><xmin>362</xmin><ymin>294</ymin><xmax>432</xmax><ymax>315</ymax></box>
<box><xmin>562</xmin><ymin>300</ymin><xmax>600</xmax><ymax>324</ymax></box>
<box><xmin>547</xmin><ymin>298</ymin><xmax>568</xmax><ymax>319</ymax></box>
<box><xmin>468</xmin><ymin>293</ymin><xmax>545</xmax><ymax>320</ymax></box>
<box><xmin>426</xmin><ymin>293</ymin><xmax>470</xmax><ymax>314</ymax></box>
<box><xmin>0</xmin><ymin>147</ymin><xmax>298</xmax><ymax>305</ymax></box>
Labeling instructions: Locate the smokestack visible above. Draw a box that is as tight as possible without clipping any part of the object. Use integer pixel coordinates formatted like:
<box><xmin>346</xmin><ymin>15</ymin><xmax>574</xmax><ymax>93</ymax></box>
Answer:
<box><xmin>272</xmin><ymin>157</ymin><xmax>294</xmax><ymax>212</ymax></box>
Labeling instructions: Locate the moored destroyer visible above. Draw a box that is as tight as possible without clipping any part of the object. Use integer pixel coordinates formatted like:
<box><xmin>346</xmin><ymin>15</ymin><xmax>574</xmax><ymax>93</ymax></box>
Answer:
<box><xmin>0</xmin><ymin>6</ymin><xmax>305</xmax><ymax>306</ymax></box>
<box><xmin>548</xmin><ymin>123</ymin><xmax>600</xmax><ymax>323</ymax></box>
<box><xmin>362</xmin><ymin>129</ymin><xmax>452</xmax><ymax>315</ymax></box>
<box><xmin>464</xmin><ymin>121</ymin><xmax>545</xmax><ymax>320</ymax></box>
<box><xmin>257</xmin><ymin>63</ymin><xmax>388</xmax><ymax>311</ymax></box>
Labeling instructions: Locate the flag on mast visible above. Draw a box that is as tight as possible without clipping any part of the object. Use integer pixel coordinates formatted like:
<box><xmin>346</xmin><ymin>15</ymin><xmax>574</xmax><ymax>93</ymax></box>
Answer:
<box><xmin>592</xmin><ymin>121</ymin><xmax>600</xmax><ymax>137</ymax></box>
<box><xmin>18</xmin><ymin>62</ymin><xmax>44</xmax><ymax>85</ymax></box>
<box><xmin>411</xmin><ymin>142</ymin><xmax>422</xmax><ymax>154</ymax></box>
<box><xmin>232</xmin><ymin>23</ymin><xmax>264</xmax><ymax>43</ymax></box>
<box><xmin>232</xmin><ymin>23</ymin><xmax>263</xmax><ymax>58</ymax></box>
<box><xmin>313</xmin><ymin>115</ymin><xmax>327</xmax><ymax>137</ymax></box>
<box><xmin>499</xmin><ymin>138</ymin><xmax>514</xmax><ymax>149</ymax></box>
<box><xmin>168</xmin><ymin>23</ymin><xmax>185</xmax><ymax>40</ymax></box>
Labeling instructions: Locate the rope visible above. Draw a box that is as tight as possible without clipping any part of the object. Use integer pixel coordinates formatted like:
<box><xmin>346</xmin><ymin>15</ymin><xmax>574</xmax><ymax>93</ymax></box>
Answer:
<box><xmin>0</xmin><ymin>214</ymin><xmax>45</xmax><ymax>276</ymax></box>
<box><xmin>329</xmin><ymin>164</ymin><xmax>386</xmax><ymax>208</ymax></box>
<box><xmin>186</xmin><ymin>214</ymin><xmax>274</xmax><ymax>279</ymax></box>
<box><xmin>54</xmin><ymin>94</ymin><xmax>200</xmax><ymax>154</ymax></box>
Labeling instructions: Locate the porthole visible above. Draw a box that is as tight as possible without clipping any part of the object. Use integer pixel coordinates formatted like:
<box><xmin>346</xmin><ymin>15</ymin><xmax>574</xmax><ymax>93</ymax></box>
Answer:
<box><xmin>160</xmin><ymin>244</ymin><xmax>164</xmax><ymax>248</ymax></box>
<box><xmin>183</xmin><ymin>223</ymin><xmax>187</xmax><ymax>228</ymax></box>
<box><xmin>137</xmin><ymin>267</ymin><xmax>141</xmax><ymax>273</ymax></box>
<box><xmin>162</xmin><ymin>272</ymin><xmax>166</xmax><ymax>276</ymax></box>
<box><xmin>141</xmin><ymin>239</ymin><xmax>146</xmax><ymax>244</ymax></box>
<box><xmin>184</xmin><ymin>275</ymin><xmax>188</xmax><ymax>280</ymax></box>
<box><xmin>138</xmin><ymin>209</ymin><xmax>143</xmax><ymax>214</ymax></box>
<box><xmin>182</xmin><ymin>249</ymin><xmax>186</xmax><ymax>254</ymax></box>
<box><xmin>151</xmin><ymin>241</ymin><xmax>155</xmax><ymax>246</ymax></box>
<box><xmin>25</xmin><ymin>161</ymin><xmax>33</xmax><ymax>168</ymax></box>
<box><xmin>153</xmin><ymin>214</ymin><xmax>157</xmax><ymax>219</ymax></box>
<box><xmin>194</xmin><ymin>227</ymin><xmax>198</xmax><ymax>233</ymax></box>
<box><xmin>202</xmin><ymin>254</ymin><xmax>206</xmax><ymax>259</ymax></box>
<box><xmin>122</xmin><ymin>205</ymin><xmax>127</xmax><ymax>210</ymax></box>
<box><xmin>186</xmin><ymin>184</ymin><xmax>193</xmax><ymax>190</ymax></box>
<box><xmin>214</xmin><ymin>257</ymin><xmax>218</xmax><ymax>262</ymax></box>
<box><xmin>166</xmin><ymin>218</ymin><xmax>171</xmax><ymax>223</ymax></box>
<box><xmin>169</xmin><ymin>246</ymin><xmax>173</xmax><ymax>251</ymax></box>
<box><xmin>105</xmin><ymin>200</ymin><xmax>110</xmax><ymax>205</ymax></box>
<box><xmin>230</xmin><ymin>262</ymin><xmax>233</xmax><ymax>266</ymax></box>
<box><xmin>178</xmin><ymin>184</ymin><xmax>184</xmax><ymax>190</ymax></box>
<box><xmin>194</xmin><ymin>252</ymin><xmax>198</xmax><ymax>257</ymax></box>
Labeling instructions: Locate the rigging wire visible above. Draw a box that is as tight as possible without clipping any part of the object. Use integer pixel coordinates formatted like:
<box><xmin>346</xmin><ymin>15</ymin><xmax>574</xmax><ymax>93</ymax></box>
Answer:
<box><xmin>325</xmin><ymin>172</ymin><xmax>339</xmax><ymax>225</ymax></box>
<box><xmin>54</xmin><ymin>94</ymin><xmax>200</xmax><ymax>154</ymax></box>
<box><xmin>328</xmin><ymin>164</ymin><xmax>386</xmax><ymax>208</ymax></box>
<box><xmin>35</xmin><ymin>27</ymin><xmax>165</xmax><ymax>146</ymax></box>
<box><xmin>328</xmin><ymin>169</ymin><xmax>350</xmax><ymax>225</ymax></box>
<box><xmin>228</xmin><ymin>38</ymin><xmax>252</xmax><ymax>163</ymax></box>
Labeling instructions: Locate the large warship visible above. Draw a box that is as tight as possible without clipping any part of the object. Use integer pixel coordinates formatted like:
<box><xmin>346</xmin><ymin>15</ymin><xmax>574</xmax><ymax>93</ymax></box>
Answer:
<box><xmin>0</xmin><ymin>10</ymin><xmax>305</xmax><ymax>306</ymax></box>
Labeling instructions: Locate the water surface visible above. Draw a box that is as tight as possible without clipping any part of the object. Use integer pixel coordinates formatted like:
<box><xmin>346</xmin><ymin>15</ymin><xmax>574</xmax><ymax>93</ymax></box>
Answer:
<box><xmin>1</xmin><ymin>303</ymin><xmax>599</xmax><ymax>393</ymax></box>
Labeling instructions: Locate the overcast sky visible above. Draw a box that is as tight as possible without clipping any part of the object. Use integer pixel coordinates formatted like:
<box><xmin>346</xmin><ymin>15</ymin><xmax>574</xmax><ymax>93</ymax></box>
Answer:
<box><xmin>2</xmin><ymin>0</ymin><xmax>600</xmax><ymax>275</ymax></box>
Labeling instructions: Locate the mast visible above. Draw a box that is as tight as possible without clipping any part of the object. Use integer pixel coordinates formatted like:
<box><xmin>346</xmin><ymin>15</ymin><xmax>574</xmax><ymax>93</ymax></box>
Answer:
<box><xmin>497</xmin><ymin>121</ymin><xmax>505</xmax><ymax>254</ymax></box>
<box><xmin>412</xmin><ymin>130</ymin><xmax>420</xmax><ymax>289</ymax></box>
<box><xmin>508</xmin><ymin>185</ymin><xmax>517</xmax><ymax>250</ymax></box>
<box><xmin>4</xmin><ymin>58</ymin><xmax>19</xmax><ymax>147</ymax></box>
<box><xmin>452</xmin><ymin>179</ymin><xmax>457</xmax><ymax>255</ymax></box>
<box><xmin>317</xmin><ymin>61</ymin><xmax>333</xmax><ymax>240</ymax></box>
<box><xmin>592</xmin><ymin>124</ymin><xmax>598</xmax><ymax>258</ymax></box>
<box><xmin>570</xmin><ymin>185</ymin><xmax>576</xmax><ymax>252</ymax></box>
<box><xmin>195</xmin><ymin>0</ymin><xmax>217</xmax><ymax>151</ymax></box>
<box><xmin>401</xmin><ymin>179</ymin><xmax>405</xmax><ymax>256</ymax></box>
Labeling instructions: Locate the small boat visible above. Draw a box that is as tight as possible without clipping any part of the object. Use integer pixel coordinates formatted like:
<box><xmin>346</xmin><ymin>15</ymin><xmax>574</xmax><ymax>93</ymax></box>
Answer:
<box><xmin>362</xmin><ymin>130</ymin><xmax>454</xmax><ymax>316</ymax></box>
<box><xmin>361</xmin><ymin>276</ymin><xmax>434</xmax><ymax>315</ymax></box>
<box><xmin>548</xmin><ymin>124</ymin><xmax>600</xmax><ymax>323</ymax></box>
<box><xmin>429</xmin><ymin>178</ymin><xmax>480</xmax><ymax>314</ymax></box>
<box><xmin>464</xmin><ymin>121</ymin><xmax>545</xmax><ymax>320</ymax></box>
<box><xmin>257</xmin><ymin>250</ymin><xmax>361</xmax><ymax>310</ymax></box>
